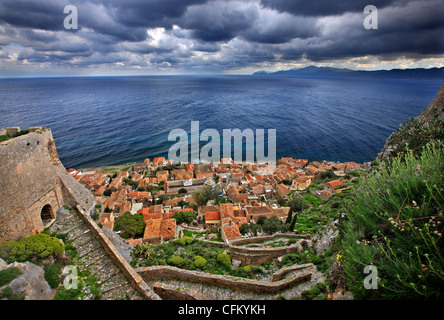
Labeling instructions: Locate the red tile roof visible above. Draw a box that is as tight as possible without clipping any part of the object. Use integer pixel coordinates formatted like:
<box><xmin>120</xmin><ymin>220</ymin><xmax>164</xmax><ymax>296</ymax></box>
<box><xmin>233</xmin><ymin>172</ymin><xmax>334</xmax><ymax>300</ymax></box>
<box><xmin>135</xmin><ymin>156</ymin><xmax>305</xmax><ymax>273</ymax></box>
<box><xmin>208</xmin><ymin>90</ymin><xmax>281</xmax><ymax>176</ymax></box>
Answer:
<box><xmin>326</xmin><ymin>179</ymin><xmax>344</xmax><ymax>189</ymax></box>
<box><xmin>161</xmin><ymin>218</ymin><xmax>176</xmax><ymax>239</ymax></box>
<box><xmin>220</xmin><ymin>203</ymin><xmax>234</xmax><ymax>217</ymax></box>
<box><xmin>144</xmin><ymin>219</ymin><xmax>162</xmax><ymax>239</ymax></box>
<box><xmin>222</xmin><ymin>224</ymin><xmax>241</xmax><ymax>240</ymax></box>
<box><xmin>205</xmin><ymin>211</ymin><xmax>221</xmax><ymax>221</ymax></box>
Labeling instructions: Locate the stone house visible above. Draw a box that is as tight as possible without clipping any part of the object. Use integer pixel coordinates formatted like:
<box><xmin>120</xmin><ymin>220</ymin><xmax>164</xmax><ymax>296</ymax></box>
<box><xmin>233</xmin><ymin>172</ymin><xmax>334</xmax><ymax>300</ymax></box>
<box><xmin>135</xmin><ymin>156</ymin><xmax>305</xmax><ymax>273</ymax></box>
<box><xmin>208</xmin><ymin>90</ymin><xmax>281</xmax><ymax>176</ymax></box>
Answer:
<box><xmin>276</xmin><ymin>183</ymin><xmax>291</xmax><ymax>198</ymax></box>
<box><xmin>204</xmin><ymin>211</ymin><xmax>221</xmax><ymax>227</ymax></box>
<box><xmin>325</xmin><ymin>179</ymin><xmax>344</xmax><ymax>194</ymax></box>
<box><xmin>291</xmin><ymin>176</ymin><xmax>312</xmax><ymax>190</ymax></box>
<box><xmin>99</xmin><ymin>212</ymin><xmax>114</xmax><ymax>230</ymax></box>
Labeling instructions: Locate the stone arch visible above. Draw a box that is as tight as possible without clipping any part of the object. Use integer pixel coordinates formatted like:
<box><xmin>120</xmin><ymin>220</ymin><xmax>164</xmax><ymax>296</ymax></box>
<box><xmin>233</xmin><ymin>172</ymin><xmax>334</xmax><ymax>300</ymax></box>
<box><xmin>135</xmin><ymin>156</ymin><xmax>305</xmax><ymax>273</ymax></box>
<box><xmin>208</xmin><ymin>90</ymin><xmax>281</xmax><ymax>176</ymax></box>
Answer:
<box><xmin>40</xmin><ymin>204</ymin><xmax>54</xmax><ymax>222</ymax></box>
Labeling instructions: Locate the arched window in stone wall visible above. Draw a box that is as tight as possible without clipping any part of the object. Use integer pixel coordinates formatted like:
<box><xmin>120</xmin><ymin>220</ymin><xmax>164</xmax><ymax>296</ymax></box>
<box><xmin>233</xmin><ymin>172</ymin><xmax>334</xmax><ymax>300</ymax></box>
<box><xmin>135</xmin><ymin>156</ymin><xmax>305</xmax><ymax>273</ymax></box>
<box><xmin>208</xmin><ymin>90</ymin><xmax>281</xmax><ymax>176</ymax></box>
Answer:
<box><xmin>40</xmin><ymin>204</ymin><xmax>54</xmax><ymax>223</ymax></box>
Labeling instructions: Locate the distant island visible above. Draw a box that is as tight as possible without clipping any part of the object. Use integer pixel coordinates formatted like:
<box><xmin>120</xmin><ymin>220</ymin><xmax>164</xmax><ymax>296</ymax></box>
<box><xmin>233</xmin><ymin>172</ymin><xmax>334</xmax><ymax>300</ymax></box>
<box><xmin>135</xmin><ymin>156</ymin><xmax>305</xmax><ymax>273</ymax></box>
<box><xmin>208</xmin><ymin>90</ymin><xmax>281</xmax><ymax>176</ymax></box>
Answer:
<box><xmin>252</xmin><ymin>65</ymin><xmax>444</xmax><ymax>80</ymax></box>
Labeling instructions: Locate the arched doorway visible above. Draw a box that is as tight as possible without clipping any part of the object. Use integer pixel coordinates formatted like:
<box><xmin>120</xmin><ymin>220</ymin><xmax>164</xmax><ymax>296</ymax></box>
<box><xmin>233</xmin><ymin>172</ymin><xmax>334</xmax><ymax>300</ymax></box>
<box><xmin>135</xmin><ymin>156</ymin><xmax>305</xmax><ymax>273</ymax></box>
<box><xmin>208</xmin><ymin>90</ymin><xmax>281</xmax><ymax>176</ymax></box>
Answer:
<box><xmin>40</xmin><ymin>204</ymin><xmax>54</xmax><ymax>223</ymax></box>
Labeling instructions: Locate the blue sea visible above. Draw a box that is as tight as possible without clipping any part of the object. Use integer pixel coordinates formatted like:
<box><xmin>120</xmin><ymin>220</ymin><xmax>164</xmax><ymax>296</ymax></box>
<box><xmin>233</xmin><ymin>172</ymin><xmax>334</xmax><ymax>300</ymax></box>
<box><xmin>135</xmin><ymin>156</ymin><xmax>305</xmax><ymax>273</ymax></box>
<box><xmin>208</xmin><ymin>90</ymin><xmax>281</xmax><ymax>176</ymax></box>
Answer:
<box><xmin>0</xmin><ymin>75</ymin><xmax>442</xmax><ymax>168</ymax></box>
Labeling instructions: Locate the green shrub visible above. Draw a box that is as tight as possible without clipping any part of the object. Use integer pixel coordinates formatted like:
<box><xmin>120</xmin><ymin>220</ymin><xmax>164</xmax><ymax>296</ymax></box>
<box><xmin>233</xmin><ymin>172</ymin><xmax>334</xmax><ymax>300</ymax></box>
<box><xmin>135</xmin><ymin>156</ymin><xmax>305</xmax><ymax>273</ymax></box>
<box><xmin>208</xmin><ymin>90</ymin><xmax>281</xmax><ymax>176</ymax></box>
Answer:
<box><xmin>113</xmin><ymin>212</ymin><xmax>146</xmax><ymax>239</ymax></box>
<box><xmin>174</xmin><ymin>238</ymin><xmax>186</xmax><ymax>246</ymax></box>
<box><xmin>173</xmin><ymin>211</ymin><xmax>196</xmax><ymax>224</ymax></box>
<box><xmin>44</xmin><ymin>262</ymin><xmax>64</xmax><ymax>289</ymax></box>
<box><xmin>183</xmin><ymin>236</ymin><xmax>193</xmax><ymax>245</ymax></box>
<box><xmin>216</xmin><ymin>253</ymin><xmax>231</xmax><ymax>267</ymax></box>
<box><xmin>0</xmin><ymin>286</ymin><xmax>25</xmax><ymax>300</ymax></box>
<box><xmin>168</xmin><ymin>256</ymin><xmax>186</xmax><ymax>267</ymax></box>
<box><xmin>342</xmin><ymin>142</ymin><xmax>444</xmax><ymax>299</ymax></box>
<box><xmin>194</xmin><ymin>256</ymin><xmax>207</xmax><ymax>269</ymax></box>
<box><xmin>302</xmin><ymin>282</ymin><xmax>328</xmax><ymax>300</ymax></box>
<box><xmin>0</xmin><ymin>233</ymin><xmax>64</xmax><ymax>263</ymax></box>
<box><xmin>0</xmin><ymin>241</ymin><xmax>26</xmax><ymax>263</ymax></box>
<box><xmin>19</xmin><ymin>233</ymin><xmax>64</xmax><ymax>259</ymax></box>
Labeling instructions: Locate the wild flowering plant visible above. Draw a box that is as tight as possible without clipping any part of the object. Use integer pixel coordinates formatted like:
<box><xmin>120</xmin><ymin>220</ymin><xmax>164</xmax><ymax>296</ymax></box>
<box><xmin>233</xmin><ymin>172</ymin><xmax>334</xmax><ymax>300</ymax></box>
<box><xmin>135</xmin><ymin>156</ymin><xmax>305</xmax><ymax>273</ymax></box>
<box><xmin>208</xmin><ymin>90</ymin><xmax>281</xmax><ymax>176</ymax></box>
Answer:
<box><xmin>341</xmin><ymin>141</ymin><xmax>444</xmax><ymax>299</ymax></box>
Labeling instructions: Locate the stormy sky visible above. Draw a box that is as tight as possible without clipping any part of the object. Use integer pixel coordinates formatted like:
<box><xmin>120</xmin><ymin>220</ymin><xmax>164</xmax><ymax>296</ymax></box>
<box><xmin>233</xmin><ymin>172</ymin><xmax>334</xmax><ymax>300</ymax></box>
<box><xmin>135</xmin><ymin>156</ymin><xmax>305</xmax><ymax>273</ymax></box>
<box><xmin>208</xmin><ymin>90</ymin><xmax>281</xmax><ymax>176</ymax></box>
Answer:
<box><xmin>0</xmin><ymin>0</ymin><xmax>443</xmax><ymax>77</ymax></box>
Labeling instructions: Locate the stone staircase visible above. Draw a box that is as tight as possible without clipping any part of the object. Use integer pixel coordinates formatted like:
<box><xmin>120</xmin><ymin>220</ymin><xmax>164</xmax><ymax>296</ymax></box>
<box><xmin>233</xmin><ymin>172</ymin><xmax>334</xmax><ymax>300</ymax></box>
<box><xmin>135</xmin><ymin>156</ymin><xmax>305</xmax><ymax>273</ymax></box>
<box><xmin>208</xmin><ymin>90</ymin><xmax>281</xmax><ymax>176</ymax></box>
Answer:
<box><xmin>48</xmin><ymin>209</ymin><xmax>143</xmax><ymax>300</ymax></box>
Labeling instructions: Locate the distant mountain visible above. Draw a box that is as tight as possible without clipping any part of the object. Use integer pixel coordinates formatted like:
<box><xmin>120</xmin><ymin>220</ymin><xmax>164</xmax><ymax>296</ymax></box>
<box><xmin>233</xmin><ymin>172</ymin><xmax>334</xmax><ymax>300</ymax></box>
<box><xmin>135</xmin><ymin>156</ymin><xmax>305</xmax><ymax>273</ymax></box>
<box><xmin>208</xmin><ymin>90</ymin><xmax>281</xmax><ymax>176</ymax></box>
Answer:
<box><xmin>252</xmin><ymin>66</ymin><xmax>444</xmax><ymax>80</ymax></box>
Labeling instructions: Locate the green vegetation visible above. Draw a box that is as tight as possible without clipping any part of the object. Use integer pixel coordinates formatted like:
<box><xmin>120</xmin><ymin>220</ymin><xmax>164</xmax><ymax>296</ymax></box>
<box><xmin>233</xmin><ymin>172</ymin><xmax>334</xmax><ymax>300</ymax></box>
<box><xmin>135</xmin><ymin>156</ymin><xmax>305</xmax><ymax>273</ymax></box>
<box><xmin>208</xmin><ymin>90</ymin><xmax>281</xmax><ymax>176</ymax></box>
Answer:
<box><xmin>301</xmin><ymin>193</ymin><xmax>326</xmax><ymax>207</ymax></box>
<box><xmin>193</xmin><ymin>256</ymin><xmax>207</xmax><ymax>269</ymax></box>
<box><xmin>282</xmin><ymin>249</ymin><xmax>333</xmax><ymax>274</ymax></box>
<box><xmin>53</xmin><ymin>268</ymin><xmax>102</xmax><ymax>300</ymax></box>
<box><xmin>173</xmin><ymin>210</ymin><xmax>196</xmax><ymax>224</ymax></box>
<box><xmin>301</xmin><ymin>282</ymin><xmax>328</xmax><ymax>300</ymax></box>
<box><xmin>0</xmin><ymin>285</ymin><xmax>25</xmax><ymax>300</ymax></box>
<box><xmin>0</xmin><ymin>129</ymin><xmax>30</xmax><ymax>142</ymax></box>
<box><xmin>168</xmin><ymin>256</ymin><xmax>186</xmax><ymax>267</ymax></box>
<box><xmin>0</xmin><ymin>267</ymin><xmax>21</xmax><ymax>287</ymax></box>
<box><xmin>132</xmin><ymin>239</ymin><xmax>265</xmax><ymax>278</ymax></box>
<box><xmin>216</xmin><ymin>253</ymin><xmax>231</xmax><ymax>267</ymax></box>
<box><xmin>44</xmin><ymin>262</ymin><xmax>64</xmax><ymax>288</ymax></box>
<box><xmin>240</xmin><ymin>216</ymin><xmax>289</xmax><ymax>236</ymax></box>
<box><xmin>382</xmin><ymin>113</ymin><xmax>444</xmax><ymax>161</ymax></box>
<box><xmin>341</xmin><ymin>142</ymin><xmax>444</xmax><ymax>299</ymax></box>
<box><xmin>192</xmin><ymin>185</ymin><xmax>221</xmax><ymax>206</ymax></box>
<box><xmin>113</xmin><ymin>212</ymin><xmax>146</xmax><ymax>239</ymax></box>
<box><xmin>123</xmin><ymin>178</ymin><xmax>139</xmax><ymax>189</ymax></box>
<box><xmin>0</xmin><ymin>233</ymin><xmax>64</xmax><ymax>263</ymax></box>
<box><xmin>102</xmin><ymin>167</ymin><xmax>119</xmax><ymax>174</ymax></box>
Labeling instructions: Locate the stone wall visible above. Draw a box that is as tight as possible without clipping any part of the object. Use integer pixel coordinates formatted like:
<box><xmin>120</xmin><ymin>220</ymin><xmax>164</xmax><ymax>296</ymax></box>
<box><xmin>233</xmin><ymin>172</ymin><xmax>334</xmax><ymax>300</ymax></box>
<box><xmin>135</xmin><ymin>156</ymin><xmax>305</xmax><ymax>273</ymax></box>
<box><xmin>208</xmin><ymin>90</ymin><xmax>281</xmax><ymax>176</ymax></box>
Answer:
<box><xmin>136</xmin><ymin>265</ymin><xmax>312</xmax><ymax>295</ymax></box>
<box><xmin>0</xmin><ymin>127</ymin><xmax>95</xmax><ymax>243</ymax></box>
<box><xmin>230</xmin><ymin>233</ymin><xmax>310</xmax><ymax>246</ymax></box>
<box><xmin>200</xmin><ymin>237</ymin><xmax>311</xmax><ymax>266</ymax></box>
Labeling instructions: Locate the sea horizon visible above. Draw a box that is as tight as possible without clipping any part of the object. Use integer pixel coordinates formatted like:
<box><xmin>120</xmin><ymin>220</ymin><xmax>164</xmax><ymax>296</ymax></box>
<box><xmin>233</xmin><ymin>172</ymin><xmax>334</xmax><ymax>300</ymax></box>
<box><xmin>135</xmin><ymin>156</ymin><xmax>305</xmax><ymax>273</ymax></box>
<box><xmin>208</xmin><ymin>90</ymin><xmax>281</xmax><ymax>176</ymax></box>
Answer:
<box><xmin>1</xmin><ymin>75</ymin><xmax>442</xmax><ymax>169</ymax></box>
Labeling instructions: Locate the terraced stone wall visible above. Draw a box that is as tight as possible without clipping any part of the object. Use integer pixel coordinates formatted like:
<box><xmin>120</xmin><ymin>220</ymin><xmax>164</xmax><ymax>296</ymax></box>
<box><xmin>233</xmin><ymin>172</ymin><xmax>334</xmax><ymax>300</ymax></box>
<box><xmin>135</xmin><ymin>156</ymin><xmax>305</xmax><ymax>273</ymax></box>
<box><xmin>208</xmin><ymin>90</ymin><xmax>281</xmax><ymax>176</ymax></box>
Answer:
<box><xmin>136</xmin><ymin>265</ymin><xmax>312</xmax><ymax>295</ymax></box>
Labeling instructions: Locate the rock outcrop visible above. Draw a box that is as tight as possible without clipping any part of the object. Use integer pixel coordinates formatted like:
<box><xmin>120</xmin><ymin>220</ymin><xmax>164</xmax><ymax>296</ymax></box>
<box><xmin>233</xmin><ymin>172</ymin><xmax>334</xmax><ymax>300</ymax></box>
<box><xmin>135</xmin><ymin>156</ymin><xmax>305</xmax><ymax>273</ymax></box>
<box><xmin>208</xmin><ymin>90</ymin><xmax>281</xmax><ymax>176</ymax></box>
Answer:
<box><xmin>378</xmin><ymin>83</ymin><xmax>444</xmax><ymax>159</ymax></box>
<box><xmin>0</xmin><ymin>258</ymin><xmax>55</xmax><ymax>300</ymax></box>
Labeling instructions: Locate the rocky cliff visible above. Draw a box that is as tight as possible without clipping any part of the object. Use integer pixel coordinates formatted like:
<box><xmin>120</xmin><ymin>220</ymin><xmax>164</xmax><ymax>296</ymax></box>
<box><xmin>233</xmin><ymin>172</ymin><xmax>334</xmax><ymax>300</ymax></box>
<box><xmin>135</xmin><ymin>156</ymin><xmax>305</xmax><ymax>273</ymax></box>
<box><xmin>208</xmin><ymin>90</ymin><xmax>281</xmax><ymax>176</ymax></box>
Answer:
<box><xmin>378</xmin><ymin>83</ymin><xmax>444</xmax><ymax>160</ymax></box>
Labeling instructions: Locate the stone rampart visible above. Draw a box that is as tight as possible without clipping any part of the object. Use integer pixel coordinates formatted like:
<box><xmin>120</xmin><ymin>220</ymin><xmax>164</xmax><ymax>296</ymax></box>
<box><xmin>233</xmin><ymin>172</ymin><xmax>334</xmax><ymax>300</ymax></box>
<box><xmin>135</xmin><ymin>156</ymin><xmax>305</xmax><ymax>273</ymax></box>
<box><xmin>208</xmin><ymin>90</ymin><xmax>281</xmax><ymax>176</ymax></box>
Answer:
<box><xmin>230</xmin><ymin>233</ymin><xmax>310</xmax><ymax>246</ymax></box>
<box><xmin>0</xmin><ymin>127</ymin><xmax>95</xmax><ymax>243</ymax></box>
<box><xmin>136</xmin><ymin>265</ymin><xmax>312</xmax><ymax>294</ymax></box>
<box><xmin>200</xmin><ymin>236</ymin><xmax>312</xmax><ymax>266</ymax></box>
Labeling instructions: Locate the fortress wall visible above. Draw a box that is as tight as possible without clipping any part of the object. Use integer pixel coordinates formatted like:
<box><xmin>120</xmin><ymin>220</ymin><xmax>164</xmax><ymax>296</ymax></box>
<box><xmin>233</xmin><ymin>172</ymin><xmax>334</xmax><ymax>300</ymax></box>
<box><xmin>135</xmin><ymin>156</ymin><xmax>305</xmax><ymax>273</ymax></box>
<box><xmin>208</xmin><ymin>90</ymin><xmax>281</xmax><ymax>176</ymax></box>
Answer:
<box><xmin>136</xmin><ymin>265</ymin><xmax>312</xmax><ymax>294</ymax></box>
<box><xmin>199</xmin><ymin>238</ymin><xmax>311</xmax><ymax>266</ymax></box>
<box><xmin>0</xmin><ymin>128</ymin><xmax>95</xmax><ymax>243</ymax></box>
<box><xmin>229</xmin><ymin>233</ymin><xmax>311</xmax><ymax>246</ymax></box>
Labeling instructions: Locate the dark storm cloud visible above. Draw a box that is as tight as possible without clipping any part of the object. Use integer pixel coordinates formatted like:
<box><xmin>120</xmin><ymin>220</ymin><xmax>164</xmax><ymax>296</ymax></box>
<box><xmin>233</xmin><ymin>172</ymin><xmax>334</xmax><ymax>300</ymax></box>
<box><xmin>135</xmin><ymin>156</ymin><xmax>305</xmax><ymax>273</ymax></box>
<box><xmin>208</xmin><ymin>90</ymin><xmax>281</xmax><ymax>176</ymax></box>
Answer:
<box><xmin>0</xmin><ymin>0</ymin><xmax>67</xmax><ymax>30</ymax></box>
<box><xmin>179</xmin><ymin>1</ymin><xmax>258</xmax><ymax>42</ymax></box>
<box><xmin>284</xmin><ymin>0</ymin><xmax>442</xmax><ymax>60</ymax></box>
<box><xmin>106</xmin><ymin>0</ymin><xmax>209</xmax><ymax>29</ymax></box>
<box><xmin>0</xmin><ymin>0</ymin><xmax>442</xmax><ymax>74</ymax></box>
<box><xmin>259</xmin><ymin>0</ymin><xmax>409</xmax><ymax>17</ymax></box>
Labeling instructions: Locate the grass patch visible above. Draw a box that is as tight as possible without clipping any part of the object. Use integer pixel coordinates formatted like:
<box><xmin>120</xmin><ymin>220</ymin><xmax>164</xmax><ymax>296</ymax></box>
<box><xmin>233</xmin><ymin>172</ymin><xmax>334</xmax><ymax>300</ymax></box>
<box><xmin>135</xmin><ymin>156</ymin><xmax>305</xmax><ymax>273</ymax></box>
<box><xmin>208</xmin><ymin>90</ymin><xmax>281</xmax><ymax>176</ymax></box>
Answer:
<box><xmin>301</xmin><ymin>193</ymin><xmax>326</xmax><ymax>207</ymax></box>
<box><xmin>44</xmin><ymin>262</ymin><xmax>64</xmax><ymax>289</ymax></box>
<box><xmin>0</xmin><ymin>267</ymin><xmax>21</xmax><ymax>287</ymax></box>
